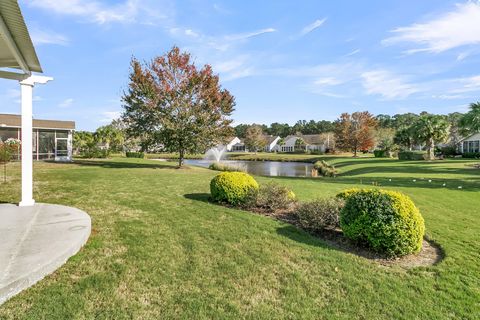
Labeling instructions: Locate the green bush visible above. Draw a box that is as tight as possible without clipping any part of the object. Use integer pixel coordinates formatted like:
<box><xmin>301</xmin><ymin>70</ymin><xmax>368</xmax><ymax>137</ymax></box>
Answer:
<box><xmin>398</xmin><ymin>151</ymin><xmax>427</xmax><ymax>160</ymax></box>
<box><xmin>339</xmin><ymin>189</ymin><xmax>425</xmax><ymax>257</ymax></box>
<box><xmin>463</xmin><ymin>152</ymin><xmax>480</xmax><ymax>159</ymax></box>
<box><xmin>208</xmin><ymin>162</ymin><xmax>244</xmax><ymax>172</ymax></box>
<box><xmin>313</xmin><ymin>160</ymin><xmax>338</xmax><ymax>177</ymax></box>
<box><xmin>210</xmin><ymin>172</ymin><xmax>259</xmax><ymax>205</ymax></box>
<box><xmin>295</xmin><ymin>198</ymin><xmax>344</xmax><ymax>232</ymax></box>
<box><xmin>373</xmin><ymin>150</ymin><xmax>387</xmax><ymax>158</ymax></box>
<box><xmin>126</xmin><ymin>152</ymin><xmax>145</xmax><ymax>158</ymax></box>
<box><xmin>246</xmin><ymin>182</ymin><xmax>296</xmax><ymax>212</ymax></box>
<box><xmin>336</xmin><ymin>188</ymin><xmax>361</xmax><ymax>200</ymax></box>
<box><xmin>81</xmin><ymin>148</ymin><xmax>109</xmax><ymax>159</ymax></box>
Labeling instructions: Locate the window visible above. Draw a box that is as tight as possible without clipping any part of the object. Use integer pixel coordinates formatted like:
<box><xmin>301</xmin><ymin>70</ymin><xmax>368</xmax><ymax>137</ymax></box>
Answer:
<box><xmin>464</xmin><ymin>141</ymin><xmax>468</xmax><ymax>153</ymax></box>
<box><xmin>474</xmin><ymin>141</ymin><xmax>480</xmax><ymax>153</ymax></box>
<box><xmin>38</xmin><ymin>130</ymin><xmax>55</xmax><ymax>160</ymax></box>
<box><xmin>0</xmin><ymin>128</ymin><xmax>19</xmax><ymax>141</ymax></box>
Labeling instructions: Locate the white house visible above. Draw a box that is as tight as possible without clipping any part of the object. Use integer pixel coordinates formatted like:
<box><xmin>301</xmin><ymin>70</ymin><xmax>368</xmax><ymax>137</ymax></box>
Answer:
<box><xmin>263</xmin><ymin>135</ymin><xmax>281</xmax><ymax>152</ymax></box>
<box><xmin>279</xmin><ymin>134</ymin><xmax>330</xmax><ymax>153</ymax></box>
<box><xmin>458</xmin><ymin>133</ymin><xmax>480</xmax><ymax>154</ymax></box>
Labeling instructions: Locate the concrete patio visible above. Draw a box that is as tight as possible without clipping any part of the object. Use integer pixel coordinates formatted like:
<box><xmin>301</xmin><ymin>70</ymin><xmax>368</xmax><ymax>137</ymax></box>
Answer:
<box><xmin>0</xmin><ymin>203</ymin><xmax>91</xmax><ymax>305</ymax></box>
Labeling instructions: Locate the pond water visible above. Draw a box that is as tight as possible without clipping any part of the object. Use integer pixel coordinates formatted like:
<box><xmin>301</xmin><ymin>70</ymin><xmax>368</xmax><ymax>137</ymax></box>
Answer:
<box><xmin>185</xmin><ymin>159</ymin><xmax>315</xmax><ymax>177</ymax></box>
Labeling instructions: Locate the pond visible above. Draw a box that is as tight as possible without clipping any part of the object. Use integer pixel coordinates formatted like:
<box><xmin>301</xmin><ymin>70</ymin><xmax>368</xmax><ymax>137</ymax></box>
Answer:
<box><xmin>185</xmin><ymin>159</ymin><xmax>315</xmax><ymax>177</ymax></box>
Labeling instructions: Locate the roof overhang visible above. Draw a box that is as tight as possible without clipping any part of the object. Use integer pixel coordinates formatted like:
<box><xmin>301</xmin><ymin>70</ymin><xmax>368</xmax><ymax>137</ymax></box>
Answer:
<box><xmin>0</xmin><ymin>0</ymin><xmax>42</xmax><ymax>77</ymax></box>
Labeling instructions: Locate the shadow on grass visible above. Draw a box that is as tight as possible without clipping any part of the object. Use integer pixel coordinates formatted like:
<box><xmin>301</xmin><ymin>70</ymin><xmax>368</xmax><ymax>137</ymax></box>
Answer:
<box><xmin>183</xmin><ymin>193</ymin><xmax>211</xmax><ymax>203</ymax></box>
<box><xmin>67</xmin><ymin>159</ymin><xmax>174</xmax><ymax>170</ymax></box>
<box><xmin>269</xmin><ymin>175</ymin><xmax>480</xmax><ymax>191</ymax></box>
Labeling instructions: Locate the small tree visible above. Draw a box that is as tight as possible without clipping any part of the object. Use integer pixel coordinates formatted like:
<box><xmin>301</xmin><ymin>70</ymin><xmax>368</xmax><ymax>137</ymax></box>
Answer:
<box><xmin>244</xmin><ymin>125</ymin><xmax>267</xmax><ymax>153</ymax></box>
<box><xmin>0</xmin><ymin>138</ymin><xmax>20</xmax><ymax>183</ymax></box>
<box><xmin>122</xmin><ymin>47</ymin><xmax>235</xmax><ymax>167</ymax></box>
<box><xmin>412</xmin><ymin>114</ymin><xmax>450</xmax><ymax>160</ymax></box>
<box><xmin>394</xmin><ymin>127</ymin><xmax>417</xmax><ymax>151</ymax></box>
<box><xmin>95</xmin><ymin>124</ymin><xmax>125</xmax><ymax>153</ymax></box>
<box><xmin>459</xmin><ymin>102</ymin><xmax>480</xmax><ymax>137</ymax></box>
<box><xmin>334</xmin><ymin>111</ymin><xmax>377</xmax><ymax>157</ymax></box>
<box><xmin>294</xmin><ymin>137</ymin><xmax>307</xmax><ymax>152</ymax></box>
<box><xmin>375</xmin><ymin>128</ymin><xmax>397</xmax><ymax>155</ymax></box>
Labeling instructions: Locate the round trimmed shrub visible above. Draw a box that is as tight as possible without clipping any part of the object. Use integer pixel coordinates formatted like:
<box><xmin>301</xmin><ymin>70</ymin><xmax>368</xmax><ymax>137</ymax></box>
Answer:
<box><xmin>339</xmin><ymin>189</ymin><xmax>425</xmax><ymax>256</ymax></box>
<box><xmin>210</xmin><ymin>172</ymin><xmax>259</xmax><ymax>205</ymax></box>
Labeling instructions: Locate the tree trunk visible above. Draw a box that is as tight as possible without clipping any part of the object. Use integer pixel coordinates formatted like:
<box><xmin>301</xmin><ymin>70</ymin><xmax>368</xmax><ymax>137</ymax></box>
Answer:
<box><xmin>178</xmin><ymin>149</ymin><xmax>184</xmax><ymax>167</ymax></box>
<box><xmin>427</xmin><ymin>138</ymin><xmax>435</xmax><ymax>160</ymax></box>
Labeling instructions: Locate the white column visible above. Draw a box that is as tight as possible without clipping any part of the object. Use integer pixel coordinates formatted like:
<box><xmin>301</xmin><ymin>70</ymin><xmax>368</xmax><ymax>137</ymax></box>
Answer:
<box><xmin>19</xmin><ymin>82</ymin><xmax>34</xmax><ymax>206</ymax></box>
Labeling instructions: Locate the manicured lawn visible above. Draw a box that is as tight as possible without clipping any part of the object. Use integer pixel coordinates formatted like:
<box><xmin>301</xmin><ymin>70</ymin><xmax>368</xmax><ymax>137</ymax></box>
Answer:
<box><xmin>0</xmin><ymin>157</ymin><xmax>479</xmax><ymax>319</ymax></box>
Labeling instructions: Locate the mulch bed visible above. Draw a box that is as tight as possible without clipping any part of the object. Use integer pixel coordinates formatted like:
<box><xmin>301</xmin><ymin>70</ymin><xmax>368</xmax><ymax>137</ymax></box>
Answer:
<box><xmin>247</xmin><ymin>206</ymin><xmax>443</xmax><ymax>269</ymax></box>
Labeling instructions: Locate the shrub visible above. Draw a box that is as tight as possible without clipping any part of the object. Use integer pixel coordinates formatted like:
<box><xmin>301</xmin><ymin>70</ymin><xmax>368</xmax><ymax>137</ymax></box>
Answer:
<box><xmin>336</xmin><ymin>188</ymin><xmax>361</xmax><ymax>200</ymax></box>
<box><xmin>208</xmin><ymin>162</ymin><xmax>244</xmax><ymax>172</ymax></box>
<box><xmin>398</xmin><ymin>151</ymin><xmax>427</xmax><ymax>160</ymax></box>
<box><xmin>248</xmin><ymin>182</ymin><xmax>296</xmax><ymax>212</ymax></box>
<box><xmin>81</xmin><ymin>148</ymin><xmax>109</xmax><ymax>159</ymax></box>
<box><xmin>339</xmin><ymin>189</ymin><xmax>425</xmax><ymax>257</ymax></box>
<box><xmin>313</xmin><ymin>160</ymin><xmax>338</xmax><ymax>177</ymax></box>
<box><xmin>126</xmin><ymin>152</ymin><xmax>145</xmax><ymax>158</ymax></box>
<box><xmin>440</xmin><ymin>146</ymin><xmax>459</xmax><ymax>157</ymax></box>
<box><xmin>373</xmin><ymin>149</ymin><xmax>387</xmax><ymax>158</ymax></box>
<box><xmin>295</xmin><ymin>198</ymin><xmax>344</xmax><ymax>232</ymax></box>
<box><xmin>210</xmin><ymin>172</ymin><xmax>259</xmax><ymax>205</ymax></box>
<box><xmin>463</xmin><ymin>152</ymin><xmax>480</xmax><ymax>159</ymax></box>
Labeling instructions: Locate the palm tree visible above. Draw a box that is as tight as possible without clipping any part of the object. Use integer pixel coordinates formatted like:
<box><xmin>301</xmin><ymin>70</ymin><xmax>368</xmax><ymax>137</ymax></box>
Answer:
<box><xmin>412</xmin><ymin>114</ymin><xmax>450</xmax><ymax>160</ymax></box>
<box><xmin>459</xmin><ymin>102</ymin><xmax>480</xmax><ymax>137</ymax></box>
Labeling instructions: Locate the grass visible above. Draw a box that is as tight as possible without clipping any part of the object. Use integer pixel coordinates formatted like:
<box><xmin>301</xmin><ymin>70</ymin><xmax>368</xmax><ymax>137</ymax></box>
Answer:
<box><xmin>0</xmin><ymin>157</ymin><xmax>479</xmax><ymax>319</ymax></box>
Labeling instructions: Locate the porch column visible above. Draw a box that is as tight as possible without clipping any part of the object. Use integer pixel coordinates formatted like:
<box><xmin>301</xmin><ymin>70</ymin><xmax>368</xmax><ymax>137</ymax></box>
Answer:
<box><xmin>19</xmin><ymin>81</ymin><xmax>34</xmax><ymax>206</ymax></box>
<box><xmin>18</xmin><ymin>75</ymin><xmax>53</xmax><ymax>207</ymax></box>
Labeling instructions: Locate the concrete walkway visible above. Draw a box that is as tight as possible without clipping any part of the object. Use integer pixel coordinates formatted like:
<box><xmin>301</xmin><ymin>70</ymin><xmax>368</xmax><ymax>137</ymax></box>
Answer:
<box><xmin>0</xmin><ymin>203</ymin><xmax>91</xmax><ymax>305</ymax></box>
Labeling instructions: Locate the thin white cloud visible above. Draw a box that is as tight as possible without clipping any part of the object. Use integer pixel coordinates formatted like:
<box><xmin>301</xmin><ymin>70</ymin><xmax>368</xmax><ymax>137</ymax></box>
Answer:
<box><xmin>225</xmin><ymin>28</ymin><xmax>276</xmax><ymax>41</ymax></box>
<box><xmin>59</xmin><ymin>98</ymin><xmax>74</xmax><ymax>108</ymax></box>
<box><xmin>361</xmin><ymin>70</ymin><xmax>419</xmax><ymax>100</ymax></box>
<box><xmin>383</xmin><ymin>2</ymin><xmax>480</xmax><ymax>54</ymax></box>
<box><xmin>344</xmin><ymin>49</ymin><xmax>360</xmax><ymax>57</ymax></box>
<box><xmin>26</xmin><ymin>0</ymin><xmax>167</xmax><ymax>25</ymax></box>
<box><xmin>300</xmin><ymin>18</ymin><xmax>327</xmax><ymax>36</ymax></box>
<box><xmin>30</xmin><ymin>28</ymin><xmax>69</xmax><ymax>46</ymax></box>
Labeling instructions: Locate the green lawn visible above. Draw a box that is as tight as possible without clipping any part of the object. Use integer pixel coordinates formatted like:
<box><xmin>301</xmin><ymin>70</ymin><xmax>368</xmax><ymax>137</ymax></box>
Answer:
<box><xmin>0</xmin><ymin>157</ymin><xmax>479</xmax><ymax>319</ymax></box>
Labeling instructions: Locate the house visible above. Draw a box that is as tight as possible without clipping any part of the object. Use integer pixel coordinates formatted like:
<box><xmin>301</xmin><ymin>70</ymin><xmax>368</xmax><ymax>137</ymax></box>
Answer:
<box><xmin>0</xmin><ymin>113</ymin><xmax>75</xmax><ymax>161</ymax></box>
<box><xmin>263</xmin><ymin>135</ymin><xmax>281</xmax><ymax>152</ymax></box>
<box><xmin>458</xmin><ymin>133</ymin><xmax>480</xmax><ymax>154</ymax></box>
<box><xmin>279</xmin><ymin>134</ymin><xmax>332</xmax><ymax>153</ymax></box>
<box><xmin>225</xmin><ymin>137</ymin><xmax>242</xmax><ymax>151</ymax></box>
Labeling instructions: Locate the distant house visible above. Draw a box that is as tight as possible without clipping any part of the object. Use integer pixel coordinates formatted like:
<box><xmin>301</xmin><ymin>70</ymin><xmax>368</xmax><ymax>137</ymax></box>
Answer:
<box><xmin>458</xmin><ymin>133</ymin><xmax>480</xmax><ymax>153</ymax></box>
<box><xmin>279</xmin><ymin>134</ymin><xmax>334</xmax><ymax>153</ymax></box>
<box><xmin>224</xmin><ymin>137</ymin><xmax>243</xmax><ymax>152</ymax></box>
<box><xmin>263</xmin><ymin>135</ymin><xmax>281</xmax><ymax>152</ymax></box>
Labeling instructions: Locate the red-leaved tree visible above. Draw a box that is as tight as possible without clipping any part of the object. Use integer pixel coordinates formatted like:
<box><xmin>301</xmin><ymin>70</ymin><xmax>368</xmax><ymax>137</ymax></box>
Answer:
<box><xmin>334</xmin><ymin>111</ymin><xmax>377</xmax><ymax>157</ymax></box>
<box><xmin>122</xmin><ymin>46</ymin><xmax>235</xmax><ymax>167</ymax></box>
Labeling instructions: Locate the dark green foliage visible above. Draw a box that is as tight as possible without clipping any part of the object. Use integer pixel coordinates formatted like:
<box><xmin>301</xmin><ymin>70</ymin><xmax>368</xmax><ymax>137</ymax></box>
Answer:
<box><xmin>338</xmin><ymin>189</ymin><xmax>425</xmax><ymax>256</ymax></box>
<box><xmin>126</xmin><ymin>152</ymin><xmax>145</xmax><ymax>158</ymax></box>
<box><xmin>81</xmin><ymin>148</ymin><xmax>109</xmax><ymax>159</ymax></box>
<box><xmin>462</xmin><ymin>152</ymin><xmax>480</xmax><ymax>159</ymax></box>
<box><xmin>374</xmin><ymin>150</ymin><xmax>387</xmax><ymax>158</ymax></box>
<box><xmin>313</xmin><ymin>160</ymin><xmax>338</xmax><ymax>177</ymax></box>
<box><xmin>398</xmin><ymin>151</ymin><xmax>427</xmax><ymax>160</ymax></box>
<box><xmin>295</xmin><ymin>198</ymin><xmax>344</xmax><ymax>232</ymax></box>
<box><xmin>210</xmin><ymin>172</ymin><xmax>259</xmax><ymax>205</ymax></box>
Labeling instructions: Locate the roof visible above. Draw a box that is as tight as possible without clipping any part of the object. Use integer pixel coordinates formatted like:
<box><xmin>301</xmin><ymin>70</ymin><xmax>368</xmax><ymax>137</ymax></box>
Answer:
<box><xmin>262</xmin><ymin>135</ymin><xmax>279</xmax><ymax>144</ymax></box>
<box><xmin>0</xmin><ymin>114</ymin><xmax>75</xmax><ymax>130</ymax></box>
<box><xmin>284</xmin><ymin>134</ymin><xmax>327</xmax><ymax>145</ymax></box>
<box><xmin>0</xmin><ymin>0</ymin><xmax>42</xmax><ymax>73</ymax></box>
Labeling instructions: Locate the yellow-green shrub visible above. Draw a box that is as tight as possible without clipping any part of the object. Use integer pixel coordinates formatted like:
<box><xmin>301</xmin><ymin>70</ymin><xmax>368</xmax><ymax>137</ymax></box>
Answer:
<box><xmin>210</xmin><ymin>172</ymin><xmax>259</xmax><ymax>205</ymax></box>
<box><xmin>338</xmin><ymin>189</ymin><xmax>425</xmax><ymax>256</ymax></box>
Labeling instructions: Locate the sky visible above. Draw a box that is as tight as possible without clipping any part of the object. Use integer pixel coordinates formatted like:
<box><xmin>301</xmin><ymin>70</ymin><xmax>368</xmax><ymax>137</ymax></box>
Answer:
<box><xmin>1</xmin><ymin>0</ymin><xmax>480</xmax><ymax>131</ymax></box>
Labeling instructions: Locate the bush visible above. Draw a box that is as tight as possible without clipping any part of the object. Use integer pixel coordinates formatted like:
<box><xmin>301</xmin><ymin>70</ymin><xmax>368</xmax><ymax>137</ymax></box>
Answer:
<box><xmin>439</xmin><ymin>146</ymin><xmax>459</xmax><ymax>157</ymax></box>
<box><xmin>336</xmin><ymin>188</ymin><xmax>361</xmax><ymax>200</ymax></box>
<box><xmin>81</xmin><ymin>148</ymin><xmax>109</xmax><ymax>159</ymax></box>
<box><xmin>126</xmin><ymin>152</ymin><xmax>145</xmax><ymax>158</ymax></box>
<box><xmin>209</xmin><ymin>162</ymin><xmax>244</xmax><ymax>172</ymax></box>
<box><xmin>210</xmin><ymin>172</ymin><xmax>259</xmax><ymax>205</ymax></box>
<box><xmin>246</xmin><ymin>182</ymin><xmax>296</xmax><ymax>212</ymax></box>
<box><xmin>398</xmin><ymin>151</ymin><xmax>427</xmax><ymax>160</ymax></box>
<box><xmin>373</xmin><ymin>149</ymin><xmax>387</xmax><ymax>158</ymax></box>
<box><xmin>463</xmin><ymin>152</ymin><xmax>480</xmax><ymax>159</ymax></box>
<box><xmin>339</xmin><ymin>189</ymin><xmax>425</xmax><ymax>257</ymax></box>
<box><xmin>313</xmin><ymin>160</ymin><xmax>338</xmax><ymax>177</ymax></box>
<box><xmin>295</xmin><ymin>198</ymin><xmax>344</xmax><ymax>232</ymax></box>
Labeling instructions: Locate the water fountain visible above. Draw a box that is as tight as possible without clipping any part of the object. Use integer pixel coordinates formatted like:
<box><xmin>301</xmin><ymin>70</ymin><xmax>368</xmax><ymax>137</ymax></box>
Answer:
<box><xmin>205</xmin><ymin>146</ymin><xmax>227</xmax><ymax>162</ymax></box>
